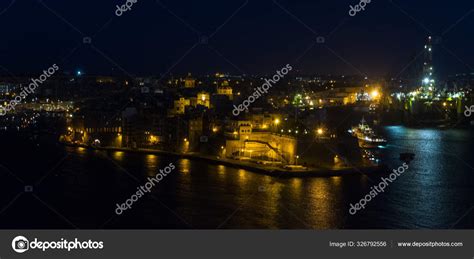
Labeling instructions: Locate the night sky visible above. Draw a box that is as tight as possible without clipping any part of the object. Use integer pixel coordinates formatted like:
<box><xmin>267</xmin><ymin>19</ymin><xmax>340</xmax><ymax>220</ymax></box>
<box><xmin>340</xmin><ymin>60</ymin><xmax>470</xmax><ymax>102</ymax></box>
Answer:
<box><xmin>1</xmin><ymin>0</ymin><xmax>473</xmax><ymax>78</ymax></box>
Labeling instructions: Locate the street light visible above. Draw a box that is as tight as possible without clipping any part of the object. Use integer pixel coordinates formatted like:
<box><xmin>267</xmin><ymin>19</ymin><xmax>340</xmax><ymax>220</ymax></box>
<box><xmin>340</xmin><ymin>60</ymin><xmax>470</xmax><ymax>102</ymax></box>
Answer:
<box><xmin>370</xmin><ymin>90</ymin><xmax>380</xmax><ymax>100</ymax></box>
<box><xmin>317</xmin><ymin>128</ymin><xmax>324</xmax><ymax>135</ymax></box>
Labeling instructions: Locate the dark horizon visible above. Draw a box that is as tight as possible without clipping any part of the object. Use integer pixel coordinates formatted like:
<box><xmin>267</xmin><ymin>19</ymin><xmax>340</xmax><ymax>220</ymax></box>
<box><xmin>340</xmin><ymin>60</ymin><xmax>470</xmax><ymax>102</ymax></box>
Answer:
<box><xmin>1</xmin><ymin>0</ymin><xmax>473</xmax><ymax>78</ymax></box>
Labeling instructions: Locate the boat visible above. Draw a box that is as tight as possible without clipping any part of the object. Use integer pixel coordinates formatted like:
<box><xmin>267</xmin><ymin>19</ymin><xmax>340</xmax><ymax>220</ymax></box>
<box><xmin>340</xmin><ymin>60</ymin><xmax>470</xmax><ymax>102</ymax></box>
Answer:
<box><xmin>348</xmin><ymin>117</ymin><xmax>387</xmax><ymax>149</ymax></box>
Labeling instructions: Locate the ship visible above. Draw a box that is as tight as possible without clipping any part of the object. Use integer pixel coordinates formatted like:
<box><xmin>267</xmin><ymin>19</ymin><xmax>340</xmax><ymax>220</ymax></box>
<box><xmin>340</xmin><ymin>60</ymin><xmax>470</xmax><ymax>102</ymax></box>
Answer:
<box><xmin>348</xmin><ymin>117</ymin><xmax>387</xmax><ymax>149</ymax></box>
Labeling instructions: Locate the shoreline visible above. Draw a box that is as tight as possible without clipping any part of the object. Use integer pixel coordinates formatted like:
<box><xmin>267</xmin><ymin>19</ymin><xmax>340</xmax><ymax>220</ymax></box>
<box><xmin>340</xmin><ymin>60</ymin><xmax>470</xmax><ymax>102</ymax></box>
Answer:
<box><xmin>62</xmin><ymin>142</ymin><xmax>388</xmax><ymax>177</ymax></box>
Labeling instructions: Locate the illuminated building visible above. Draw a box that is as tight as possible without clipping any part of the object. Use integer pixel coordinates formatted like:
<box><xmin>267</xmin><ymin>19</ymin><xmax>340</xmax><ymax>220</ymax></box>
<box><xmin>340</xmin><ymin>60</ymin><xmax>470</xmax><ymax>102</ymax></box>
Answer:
<box><xmin>217</xmin><ymin>80</ymin><xmax>233</xmax><ymax>100</ymax></box>
<box><xmin>64</xmin><ymin>110</ymin><xmax>123</xmax><ymax>147</ymax></box>
<box><xmin>248</xmin><ymin>114</ymin><xmax>275</xmax><ymax>130</ymax></box>
<box><xmin>225</xmin><ymin>120</ymin><xmax>297</xmax><ymax>164</ymax></box>
<box><xmin>313</xmin><ymin>86</ymin><xmax>368</xmax><ymax>105</ymax></box>
<box><xmin>196</xmin><ymin>92</ymin><xmax>210</xmax><ymax>108</ymax></box>
<box><xmin>171</xmin><ymin>97</ymin><xmax>191</xmax><ymax>115</ymax></box>
<box><xmin>184</xmin><ymin>73</ymin><xmax>196</xmax><ymax>88</ymax></box>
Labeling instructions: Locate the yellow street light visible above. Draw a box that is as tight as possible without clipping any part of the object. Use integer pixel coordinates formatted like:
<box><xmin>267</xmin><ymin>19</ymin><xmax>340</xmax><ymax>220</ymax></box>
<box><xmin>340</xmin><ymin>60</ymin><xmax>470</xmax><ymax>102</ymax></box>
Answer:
<box><xmin>370</xmin><ymin>90</ymin><xmax>380</xmax><ymax>99</ymax></box>
<box><xmin>317</xmin><ymin>128</ymin><xmax>324</xmax><ymax>135</ymax></box>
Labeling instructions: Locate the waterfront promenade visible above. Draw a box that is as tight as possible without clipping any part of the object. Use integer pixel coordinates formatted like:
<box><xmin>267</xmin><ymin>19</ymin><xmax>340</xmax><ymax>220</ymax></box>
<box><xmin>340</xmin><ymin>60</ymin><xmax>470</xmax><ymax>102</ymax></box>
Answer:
<box><xmin>63</xmin><ymin>143</ymin><xmax>386</xmax><ymax>177</ymax></box>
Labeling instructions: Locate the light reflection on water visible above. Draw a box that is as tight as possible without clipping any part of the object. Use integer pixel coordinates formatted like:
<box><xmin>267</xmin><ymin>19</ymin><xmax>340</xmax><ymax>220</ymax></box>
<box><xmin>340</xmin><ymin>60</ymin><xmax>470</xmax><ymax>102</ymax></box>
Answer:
<box><xmin>144</xmin><ymin>154</ymin><xmax>159</xmax><ymax>177</ymax></box>
<box><xmin>237</xmin><ymin>169</ymin><xmax>248</xmax><ymax>185</ymax></box>
<box><xmin>179</xmin><ymin>159</ymin><xmax>191</xmax><ymax>174</ymax></box>
<box><xmin>112</xmin><ymin>151</ymin><xmax>124</xmax><ymax>161</ymax></box>
<box><xmin>378</xmin><ymin>127</ymin><xmax>474</xmax><ymax>229</ymax></box>
<box><xmin>66</xmin><ymin>127</ymin><xmax>473</xmax><ymax>229</ymax></box>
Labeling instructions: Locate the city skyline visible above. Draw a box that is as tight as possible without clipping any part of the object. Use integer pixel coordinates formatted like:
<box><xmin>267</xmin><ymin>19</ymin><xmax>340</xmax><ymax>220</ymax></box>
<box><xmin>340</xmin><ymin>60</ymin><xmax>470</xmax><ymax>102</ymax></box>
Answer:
<box><xmin>0</xmin><ymin>0</ymin><xmax>473</xmax><ymax>234</ymax></box>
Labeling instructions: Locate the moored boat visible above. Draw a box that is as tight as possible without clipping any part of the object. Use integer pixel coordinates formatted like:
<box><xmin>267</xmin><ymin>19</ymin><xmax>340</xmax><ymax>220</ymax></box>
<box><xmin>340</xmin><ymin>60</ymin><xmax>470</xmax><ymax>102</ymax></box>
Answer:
<box><xmin>348</xmin><ymin>117</ymin><xmax>387</xmax><ymax>149</ymax></box>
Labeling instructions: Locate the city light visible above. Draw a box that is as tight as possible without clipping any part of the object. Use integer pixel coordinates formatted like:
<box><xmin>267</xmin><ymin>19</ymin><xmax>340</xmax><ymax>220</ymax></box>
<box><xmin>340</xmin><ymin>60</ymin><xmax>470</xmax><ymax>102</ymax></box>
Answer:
<box><xmin>370</xmin><ymin>90</ymin><xmax>380</xmax><ymax>99</ymax></box>
<box><xmin>149</xmin><ymin>135</ymin><xmax>158</xmax><ymax>144</ymax></box>
<box><xmin>317</xmin><ymin>128</ymin><xmax>324</xmax><ymax>135</ymax></box>
<box><xmin>3</xmin><ymin>2</ymin><xmax>474</xmax><ymax>243</ymax></box>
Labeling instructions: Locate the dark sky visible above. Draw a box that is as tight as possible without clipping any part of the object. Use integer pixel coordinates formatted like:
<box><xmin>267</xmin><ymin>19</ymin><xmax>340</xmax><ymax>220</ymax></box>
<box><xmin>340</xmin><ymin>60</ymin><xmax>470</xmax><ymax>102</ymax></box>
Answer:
<box><xmin>1</xmin><ymin>0</ymin><xmax>473</xmax><ymax>78</ymax></box>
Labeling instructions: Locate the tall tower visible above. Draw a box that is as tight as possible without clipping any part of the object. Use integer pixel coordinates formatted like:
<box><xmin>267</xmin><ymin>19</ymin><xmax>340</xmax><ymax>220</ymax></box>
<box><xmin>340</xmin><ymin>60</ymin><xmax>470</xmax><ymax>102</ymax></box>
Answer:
<box><xmin>421</xmin><ymin>36</ymin><xmax>435</xmax><ymax>96</ymax></box>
